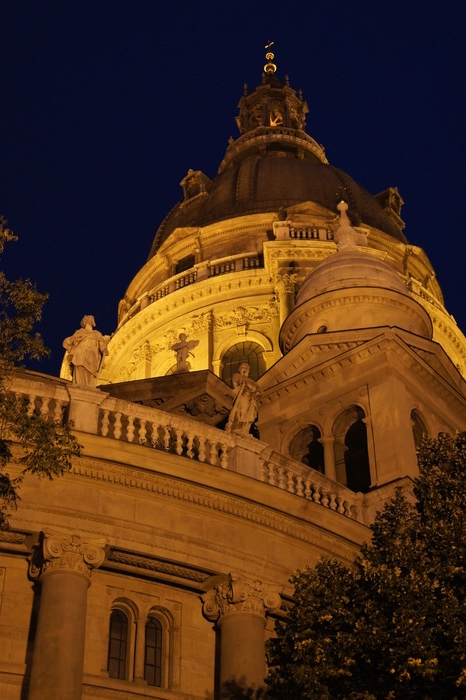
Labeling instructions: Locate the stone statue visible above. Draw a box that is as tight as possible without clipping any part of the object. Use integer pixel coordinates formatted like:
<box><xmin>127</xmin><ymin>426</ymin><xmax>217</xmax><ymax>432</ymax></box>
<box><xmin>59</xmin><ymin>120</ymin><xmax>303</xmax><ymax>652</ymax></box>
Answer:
<box><xmin>63</xmin><ymin>315</ymin><xmax>109</xmax><ymax>387</ymax></box>
<box><xmin>170</xmin><ymin>333</ymin><xmax>199</xmax><ymax>373</ymax></box>
<box><xmin>226</xmin><ymin>361</ymin><xmax>260</xmax><ymax>434</ymax></box>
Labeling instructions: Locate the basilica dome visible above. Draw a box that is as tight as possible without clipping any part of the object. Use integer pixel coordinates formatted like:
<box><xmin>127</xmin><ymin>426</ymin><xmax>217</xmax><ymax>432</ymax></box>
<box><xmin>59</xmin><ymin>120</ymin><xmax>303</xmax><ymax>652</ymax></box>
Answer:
<box><xmin>148</xmin><ymin>72</ymin><xmax>406</xmax><ymax>259</ymax></box>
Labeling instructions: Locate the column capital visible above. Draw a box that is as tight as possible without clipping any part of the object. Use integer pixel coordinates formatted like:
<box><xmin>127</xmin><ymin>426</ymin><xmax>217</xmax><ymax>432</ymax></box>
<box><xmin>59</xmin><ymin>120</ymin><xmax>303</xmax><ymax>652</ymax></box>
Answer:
<box><xmin>274</xmin><ymin>272</ymin><xmax>298</xmax><ymax>295</ymax></box>
<box><xmin>318</xmin><ymin>436</ymin><xmax>335</xmax><ymax>445</ymax></box>
<box><xmin>202</xmin><ymin>572</ymin><xmax>281</xmax><ymax>622</ymax></box>
<box><xmin>30</xmin><ymin>529</ymin><xmax>107</xmax><ymax>580</ymax></box>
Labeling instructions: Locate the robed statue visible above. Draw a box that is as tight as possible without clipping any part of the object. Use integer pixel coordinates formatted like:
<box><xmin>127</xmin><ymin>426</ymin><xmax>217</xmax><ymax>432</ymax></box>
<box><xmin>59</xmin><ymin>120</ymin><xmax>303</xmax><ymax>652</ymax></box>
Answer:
<box><xmin>63</xmin><ymin>315</ymin><xmax>109</xmax><ymax>387</ymax></box>
<box><xmin>226</xmin><ymin>361</ymin><xmax>260</xmax><ymax>434</ymax></box>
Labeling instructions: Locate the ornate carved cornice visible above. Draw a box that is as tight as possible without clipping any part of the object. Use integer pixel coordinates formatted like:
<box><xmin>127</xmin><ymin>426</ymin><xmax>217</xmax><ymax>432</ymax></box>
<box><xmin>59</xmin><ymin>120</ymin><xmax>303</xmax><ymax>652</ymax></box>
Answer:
<box><xmin>70</xmin><ymin>459</ymin><xmax>360</xmax><ymax>559</ymax></box>
<box><xmin>202</xmin><ymin>572</ymin><xmax>281</xmax><ymax>622</ymax></box>
<box><xmin>29</xmin><ymin>530</ymin><xmax>107</xmax><ymax>581</ymax></box>
<box><xmin>106</xmin><ymin>548</ymin><xmax>212</xmax><ymax>584</ymax></box>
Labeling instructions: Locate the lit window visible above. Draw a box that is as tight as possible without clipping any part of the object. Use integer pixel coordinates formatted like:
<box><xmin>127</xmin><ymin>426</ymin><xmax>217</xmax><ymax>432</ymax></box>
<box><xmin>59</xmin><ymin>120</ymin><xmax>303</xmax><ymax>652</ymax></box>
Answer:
<box><xmin>221</xmin><ymin>341</ymin><xmax>265</xmax><ymax>385</ymax></box>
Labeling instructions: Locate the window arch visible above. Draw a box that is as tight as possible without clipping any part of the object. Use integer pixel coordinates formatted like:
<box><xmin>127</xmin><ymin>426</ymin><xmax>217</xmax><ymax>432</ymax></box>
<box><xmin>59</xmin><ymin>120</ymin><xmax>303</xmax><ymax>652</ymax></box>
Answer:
<box><xmin>411</xmin><ymin>409</ymin><xmax>428</xmax><ymax>449</ymax></box>
<box><xmin>333</xmin><ymin>406</ymin><xmax>371</xmax><ymax>493</ymax></box>
<box><xmin>144</xmin><ymin>616</ymin><xmax>163</xmax><ymax>686</ymax></box>
<box><xmin>107</xmin><ymin>609</ymin><xmax>129</xmax><ymax>680</ymax></box>
<box><xmin>221</xmin><ymin>341</ymin><xmax>265</xmax><ymax>385</ymax></box>
<box><xmin>289</xmin><ymin>425</ymin><xmax>324</xmax><ymax>473</ymax></box>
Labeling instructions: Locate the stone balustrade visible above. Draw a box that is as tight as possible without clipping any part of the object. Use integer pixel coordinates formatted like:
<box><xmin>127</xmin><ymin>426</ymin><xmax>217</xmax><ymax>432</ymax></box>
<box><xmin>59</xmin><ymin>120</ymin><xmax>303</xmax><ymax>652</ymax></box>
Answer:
<box><xmin>10</xmin><ymin>370</ymin><xmax>363</xmax><ymax>523</ymax></box>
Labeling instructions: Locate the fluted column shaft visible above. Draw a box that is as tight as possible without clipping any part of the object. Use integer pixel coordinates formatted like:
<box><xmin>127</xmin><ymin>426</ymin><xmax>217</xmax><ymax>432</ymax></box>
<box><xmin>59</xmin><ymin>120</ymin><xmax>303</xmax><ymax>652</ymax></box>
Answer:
<box><xmin>28</xmin><ymin>531</ymin><xmax>106</xmax><ymax>700</ymax></box>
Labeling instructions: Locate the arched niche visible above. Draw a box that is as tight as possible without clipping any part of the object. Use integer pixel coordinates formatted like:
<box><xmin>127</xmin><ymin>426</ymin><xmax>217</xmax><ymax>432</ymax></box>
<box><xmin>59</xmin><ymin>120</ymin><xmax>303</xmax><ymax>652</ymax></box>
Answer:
<box><xmin>333</xmin><ymin>406</ymin><xmax>371</xmax><ymax>493</ymax></box>
<box><xmin>289</xmin><ymin>425</ymin><xmax>324</xmax><ymax>473</ymax></box>
<box><xmin>411</xmin><ymin>408</ymin><xmax>428</xmax><ymax>450</ymax></box>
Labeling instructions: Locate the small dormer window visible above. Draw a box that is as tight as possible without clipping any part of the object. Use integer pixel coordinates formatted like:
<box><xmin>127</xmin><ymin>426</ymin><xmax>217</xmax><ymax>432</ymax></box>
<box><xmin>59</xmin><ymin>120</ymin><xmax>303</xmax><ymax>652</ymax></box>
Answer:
<box><xmin>180</xmin><ymin>170</ymin><xmax>212</xmax><ymax>202</ymax></box>
<box><xmin>175</xmin><ymin>254</ymin><xmax>195</xmax><ymax>275</ymax></box>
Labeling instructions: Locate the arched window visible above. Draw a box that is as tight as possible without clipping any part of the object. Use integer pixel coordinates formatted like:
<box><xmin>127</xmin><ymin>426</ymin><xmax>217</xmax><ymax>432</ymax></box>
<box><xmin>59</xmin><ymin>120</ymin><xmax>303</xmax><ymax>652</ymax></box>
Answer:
<box><xmin>144</xmin><ymin>616</ymin><xmax>163</xmax><ymax>687</ymax></box>
<box><xmin>411</xmin><ymin>409</ymin><xmax>428</xmax><ymax>449</ymax></box>
<box><xmin>221</xmin><ymin>341</ymin><xmax>265</xmax><ymax>385</ymax></box>
<box><xmin>289</xmin><ymin>425</ymin><xmax>324</xmax><ymax>473</ymax></box>
<box><xmin>333</xmin><ymin>406</ymin><xmax>371</xmax><ymax>493</ymax></box>
<box><xmin>107</xmin><ymin>609</ymin><xmax>129</xmax><ymax>680</ymax></box>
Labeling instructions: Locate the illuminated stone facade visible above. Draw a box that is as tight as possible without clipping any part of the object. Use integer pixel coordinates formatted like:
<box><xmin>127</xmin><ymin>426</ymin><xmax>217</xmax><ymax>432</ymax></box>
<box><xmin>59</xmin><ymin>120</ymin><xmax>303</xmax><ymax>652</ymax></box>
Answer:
<box><xmin>2</xmin><ymin>54</ymin><xmax>466</xmax><ymax>699</ymax></box>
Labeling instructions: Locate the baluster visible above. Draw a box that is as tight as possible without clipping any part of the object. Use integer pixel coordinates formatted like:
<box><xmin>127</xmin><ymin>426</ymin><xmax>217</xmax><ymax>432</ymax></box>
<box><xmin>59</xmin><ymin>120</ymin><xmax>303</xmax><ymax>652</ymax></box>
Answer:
<box><xmin>101</xmin><ymin>409</ymin><xmax>110</xmax><ymax>437</ymax></box>
<box><xmin>304</xmin><ymin>477</ymin><xmax>312</xmax><ymax>499</ymax></box>
<box><xmin>126</xmin><ymin>416</ymin><xmax>135</xmax><ymax>443</ymax></box>
<box><xmin>329</xmin><ymin>492</ymin><xmax>337</xmax><ymax>511</ymax></box>
<box><xmin>295</xmin><ymin>475</ymin><xmax>304</xmax><ymax>496</ymax></box>
<box><xmin>138</xmin><ymin>419</ymin><xmax>147</xmax><ymax>444</ymax></box>
<box><xmin>40</xmin><ymin>397</ymin><xmax>51</xmax><ymax>418</ymax></box>
<box><xmin>336</xmin><ymin>496</ymin><xmax>345</xmax><ymax>514</ymax></box>
<box><xmin>321</xmin><ymin>491</ymin><xmax>330</xmax><ymax>508</ymax></box>
<box><xmin>147</xmin><ymin>422</ymin><xmax>157</xmax><ymax>448</ymax></box>
<box><xmin>277</xmin><ymin>467</ymin><xmax>286</xmax><ymax>489</ymax></box>
<box><xmin>53</xmin><ymin>400</ymin><xmax>64</xmax><ymax>423</ymax></box>
<box><xmin>286</xmin><ymin>470</ymin><xmax>295</xmax><ymax>493</ymax></box>
<box><xmin>114</xmin><ymin>412</ymin><xmax>122</xmax><ymax>440</ymax></box>
<box><xmin>220</xmin><ymin>444</ymin><xmax>228</xmax><ymax>469</ymax></box>
<box><xmin>27</xmin><ymin>394</ymin><xmax>37</xmax><ymax>416</ymax></box>
<box><xmin>186</xmin><ymin>432</ymin><xmax>195</xmax><ymax>459</ymax></box>
<box><xmin>312</xmin><ymin>485</ymin><xmax>321</xmax><ymax>504</ymax></box>
<box><xmin>209</xmin><ymin>440</ymin><xmax>218</xmax><ymax>466</ymax></box>
<box><xmin>268</xmin><ymin>464</ymin><xmax>276</xmax><ymax>486</ymax></box>
<box><xmin>176</xmin><ymin>429</ymin><xmax>184</xmax><ymax>456</ymax></box>
<box><xmin>163</xmin><ymin>425</ymin><xmax>171</xmax><ymax>451</ymax></box>
<box><xmin>197</xmin><ymin>436</ymin><xmax>206</xmax><ymax>462</ymax></box>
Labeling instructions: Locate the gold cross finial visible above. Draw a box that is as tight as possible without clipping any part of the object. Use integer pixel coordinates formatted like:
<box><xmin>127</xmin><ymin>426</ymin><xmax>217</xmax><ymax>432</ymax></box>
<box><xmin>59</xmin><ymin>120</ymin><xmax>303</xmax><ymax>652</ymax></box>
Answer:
<box><xmin>264</xmin><ymin>41</ymin><xmax>276</xmax><ymax>74</ymax></box>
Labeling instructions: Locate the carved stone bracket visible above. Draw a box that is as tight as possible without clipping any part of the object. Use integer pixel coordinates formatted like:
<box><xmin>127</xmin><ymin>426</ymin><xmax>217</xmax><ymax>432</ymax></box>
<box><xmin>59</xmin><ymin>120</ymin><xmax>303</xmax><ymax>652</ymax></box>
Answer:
<box><xmin>29</xmin><ymin>530</ymin><xmax>107</xmax><ymax>581</ymax></box>
<box><xmin>202</xmin><ymin>572</ymin><xmax>281</xmax><ymax>622</ymax></box>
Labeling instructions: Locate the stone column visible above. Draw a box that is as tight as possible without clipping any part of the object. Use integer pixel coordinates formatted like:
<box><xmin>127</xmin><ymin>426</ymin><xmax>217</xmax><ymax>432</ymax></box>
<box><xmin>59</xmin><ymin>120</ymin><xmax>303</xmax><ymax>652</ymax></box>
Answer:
<box><xmin>319</xmin><ymin>436</ymin><xmax>337</xmax><ymax>481</ymax></box>
<box><xmin>28</xmin><ymin>530</ymin><xmax>106</xmax><ymax>700</ymax></box>
<box><xmin>202</xmin><ymin>572</ymin><xmax>281</xmax><ymax>692</ymax></box>
<box><xmin>275</xmin><ymin>273</ymin><xmax>298</xmax><ymax>326</ymax></box>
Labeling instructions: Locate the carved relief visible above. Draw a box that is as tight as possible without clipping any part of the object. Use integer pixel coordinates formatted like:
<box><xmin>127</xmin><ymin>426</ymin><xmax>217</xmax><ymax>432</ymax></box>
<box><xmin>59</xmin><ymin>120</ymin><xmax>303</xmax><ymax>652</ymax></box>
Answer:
<box><xmin>213</xmin><ymin>304</ymin><xmax>278</xmax><ymax>330</ymax></box>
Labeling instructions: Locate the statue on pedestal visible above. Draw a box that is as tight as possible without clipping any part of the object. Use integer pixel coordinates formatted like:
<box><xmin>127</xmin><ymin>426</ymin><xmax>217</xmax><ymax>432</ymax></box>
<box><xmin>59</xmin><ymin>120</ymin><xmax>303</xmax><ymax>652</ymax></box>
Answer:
<box><xmin>63</xmin><ymin>316</ymin><xmax>109</xmax><ymax>387</ymax></box>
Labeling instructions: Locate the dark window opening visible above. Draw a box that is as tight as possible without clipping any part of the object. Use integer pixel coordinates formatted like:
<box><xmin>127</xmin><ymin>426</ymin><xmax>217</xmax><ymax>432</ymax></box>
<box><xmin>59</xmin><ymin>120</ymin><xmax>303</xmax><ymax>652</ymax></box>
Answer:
<box><xmin>175</xmin><ymin>254</ymin><xmax>195</xmax><ymax>275</ymax></box>
<box><xmin>108</xmin><ymin>609</ymin><xmax>128</xmax><ymax>680</ymax></box>
<box><xmin>144</xmin><ymin>616</ymin><xmax>163</xmax><ymax>687</ymax></box>
<box><xmin>344</xmin><ymin>419</ymin><xmax>371</xmax><ymax>493</ymax></box>
<box><xmin>289</xmin><ymin>425</ymin><xmax>324</xmax><ymax>473</ymax></box>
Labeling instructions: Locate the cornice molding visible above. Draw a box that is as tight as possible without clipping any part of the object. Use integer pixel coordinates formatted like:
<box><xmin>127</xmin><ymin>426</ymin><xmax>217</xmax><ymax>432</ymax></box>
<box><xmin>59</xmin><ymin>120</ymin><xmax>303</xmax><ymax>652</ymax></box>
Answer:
<box><xmin>70</xmin><ymin>458</ymin><xmax>363</xmax><ymax>555</ymax></box>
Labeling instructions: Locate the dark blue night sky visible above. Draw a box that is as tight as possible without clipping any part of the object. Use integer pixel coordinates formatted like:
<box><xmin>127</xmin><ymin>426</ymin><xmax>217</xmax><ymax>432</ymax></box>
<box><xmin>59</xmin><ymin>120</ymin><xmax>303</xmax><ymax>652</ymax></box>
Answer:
<box><xmin>1</xmin><ymin>1</ymin><xmax>464</xmax><ymax>375</ymax></box>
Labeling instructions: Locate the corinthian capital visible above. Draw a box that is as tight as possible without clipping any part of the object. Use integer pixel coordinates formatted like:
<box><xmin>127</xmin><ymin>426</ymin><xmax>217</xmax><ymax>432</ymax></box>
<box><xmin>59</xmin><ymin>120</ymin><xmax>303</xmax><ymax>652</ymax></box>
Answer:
<box><xmin>275</xmin><ymin>272</ymin><xmax>298</xmax><ymax>295</ymax></box>
<box><xmin>202</xmin><ymin>572</ymin><xmax>281</xmax><ymax>622</ymax></box>
<box><xmin>30</xmin><ymin>530</ymin><xmax>107</xmax><ymax>580</ymax></box>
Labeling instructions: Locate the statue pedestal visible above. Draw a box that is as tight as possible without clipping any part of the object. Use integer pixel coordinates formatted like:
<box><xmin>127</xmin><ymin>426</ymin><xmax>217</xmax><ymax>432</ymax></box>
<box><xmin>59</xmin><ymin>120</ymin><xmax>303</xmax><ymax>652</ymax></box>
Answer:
<box><xmin>66</xmin><ymin>384</ymin><xmax>108</xmax><ymax>433</ymax></box>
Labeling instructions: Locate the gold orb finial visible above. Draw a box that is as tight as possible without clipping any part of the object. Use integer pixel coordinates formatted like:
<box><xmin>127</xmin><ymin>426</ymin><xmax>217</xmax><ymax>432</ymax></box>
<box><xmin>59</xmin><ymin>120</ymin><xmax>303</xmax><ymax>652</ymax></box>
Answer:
<box><xmin>264</xmin><ymin>40</ymin><xmax>277</xmax><ymax>74</ymax></box>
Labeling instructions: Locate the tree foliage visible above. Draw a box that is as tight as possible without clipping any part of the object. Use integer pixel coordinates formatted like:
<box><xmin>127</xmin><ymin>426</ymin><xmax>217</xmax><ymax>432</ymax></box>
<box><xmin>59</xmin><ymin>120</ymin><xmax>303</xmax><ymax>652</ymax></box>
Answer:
<box><xmin>0</xmin><ymin>217</ymin><xmax>81</xmax><ymax>528</ymax></box>
<box><xmin>266</xmin><ymin>432</ymin><xmax>466</xmax><ymax>699</ymax></box>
